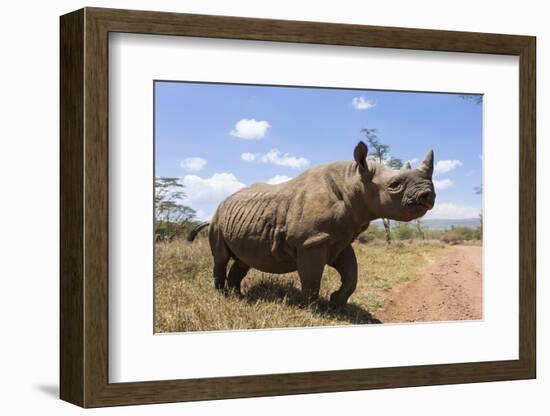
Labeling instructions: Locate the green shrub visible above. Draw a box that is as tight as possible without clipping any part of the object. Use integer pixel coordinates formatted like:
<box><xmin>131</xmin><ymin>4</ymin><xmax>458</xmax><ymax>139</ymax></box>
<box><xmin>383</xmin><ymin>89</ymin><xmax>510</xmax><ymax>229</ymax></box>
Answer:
<box><xmin>155</xmin><ymin>220</ymin><xmax>203</xmax><ymax>242</ymax></box>
<box><xmin>394</xmin><ymin>224</ymin><xmax>415</xmax><ymax>240</ymax></box>
<box><xmin>438</xmin><ymin>226</ymin><xmax>481</xmax><ymax>244</ymax></box>
<box><xmin>425</xmin><ymin>228</ymin><xmax>444</xmax><ymax>240</ymax></box>
<box><xmin>440</xmin><ymin>230</ymin><xmax>463</xmax><ymax>245</ymax></box>
<box><xmin>453</xmin><ymin>226</ymin><xmax>474</xmax><ymax>240</ymax></box>
<box><xmin>473</xmin><ymin>226</ymin><xmax>482</xmax><ymax>240</ymax></box>
<box><xmin>357</xmin><ymin>224</ymin><xmax>385</xmax><ymax>243</ymax></box>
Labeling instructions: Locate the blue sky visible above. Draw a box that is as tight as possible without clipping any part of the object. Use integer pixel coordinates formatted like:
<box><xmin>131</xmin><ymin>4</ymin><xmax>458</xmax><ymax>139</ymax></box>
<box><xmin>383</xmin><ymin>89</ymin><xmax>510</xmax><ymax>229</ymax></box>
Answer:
<box><xmin>155</xmin><ymin>81</ymin><xmax>482</xmax><ymax>221</ymax></box>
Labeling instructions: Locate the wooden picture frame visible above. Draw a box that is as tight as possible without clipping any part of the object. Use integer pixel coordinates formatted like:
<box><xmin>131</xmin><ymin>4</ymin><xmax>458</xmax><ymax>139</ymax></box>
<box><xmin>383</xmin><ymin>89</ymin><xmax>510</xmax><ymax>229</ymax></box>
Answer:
<box><xmin>60</xmin><ymin>7</ymin><xmax>536</xmax><ymax>408</ymax></box>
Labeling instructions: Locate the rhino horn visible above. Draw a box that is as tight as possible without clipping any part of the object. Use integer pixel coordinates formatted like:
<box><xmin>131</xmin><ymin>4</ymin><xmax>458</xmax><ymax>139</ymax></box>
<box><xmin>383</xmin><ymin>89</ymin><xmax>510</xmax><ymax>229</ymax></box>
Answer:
<box><xmin>418</xmin><ymin>149</ymin><xmax>434</xmax><ymax>177</ymax></box>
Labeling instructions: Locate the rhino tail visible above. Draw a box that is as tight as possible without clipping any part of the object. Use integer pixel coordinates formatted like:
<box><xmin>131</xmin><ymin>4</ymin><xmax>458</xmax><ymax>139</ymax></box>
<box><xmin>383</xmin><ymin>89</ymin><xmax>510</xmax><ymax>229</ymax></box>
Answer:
<box><xmin>187</xmin><ymin>222</ymin><xmax>210</xmax><ymax>242</ymax></box>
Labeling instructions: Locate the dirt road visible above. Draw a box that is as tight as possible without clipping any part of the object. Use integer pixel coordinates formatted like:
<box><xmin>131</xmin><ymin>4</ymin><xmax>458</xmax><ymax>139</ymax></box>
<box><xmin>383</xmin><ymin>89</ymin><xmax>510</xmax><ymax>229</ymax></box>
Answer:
<box><xmin>375</xmin><ymin>245</ymin><xmax>482</xmax><ymax>323</ymax></box>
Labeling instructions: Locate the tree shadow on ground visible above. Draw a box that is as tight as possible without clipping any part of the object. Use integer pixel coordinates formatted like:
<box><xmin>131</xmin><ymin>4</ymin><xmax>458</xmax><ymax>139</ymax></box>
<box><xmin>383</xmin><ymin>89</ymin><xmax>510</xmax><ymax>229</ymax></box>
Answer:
<box><xmin>244</xmin><ymin>280</ymin><xmax>381</xmax><ymax>325</ymax></box>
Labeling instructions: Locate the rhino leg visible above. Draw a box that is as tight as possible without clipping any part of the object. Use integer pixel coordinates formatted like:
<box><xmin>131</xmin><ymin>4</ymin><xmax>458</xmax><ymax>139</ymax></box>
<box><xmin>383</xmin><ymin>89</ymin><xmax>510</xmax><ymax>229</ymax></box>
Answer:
<box><xmin>296</xmin><ymin>246</ymin><xmax>326</xmax><ymax>303</ymax></box>
<box><xmin>328</xmin><ymin>245</ymin><xmax>358</xmax><ymax>307</ymax></box>
<box><xmin>210</xmin><ymin>222</ymin><xmax>231</xmax><ymax>291</ymax></box>
<box><xmin>227</xmin><ymin>260</ymin><xmax>250</xmax><ymax>295</ymax></box>
<box><xmin>211</xmin><ymin>241</ymin><xmax>231</xmax><ymax>291</ymax></box>
<box><xmin>213</xmin><ymin>259</ymin><xmax>229</xmax><ymax>291</ymax></box>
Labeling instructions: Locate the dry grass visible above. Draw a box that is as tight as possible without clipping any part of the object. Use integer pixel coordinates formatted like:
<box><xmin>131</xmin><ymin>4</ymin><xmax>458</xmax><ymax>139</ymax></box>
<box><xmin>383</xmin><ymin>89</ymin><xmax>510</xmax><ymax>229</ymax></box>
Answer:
<box><xmin>154</xmin><ymin>238</ymin><xmax>448</xmax><ymax>332</ymax></box>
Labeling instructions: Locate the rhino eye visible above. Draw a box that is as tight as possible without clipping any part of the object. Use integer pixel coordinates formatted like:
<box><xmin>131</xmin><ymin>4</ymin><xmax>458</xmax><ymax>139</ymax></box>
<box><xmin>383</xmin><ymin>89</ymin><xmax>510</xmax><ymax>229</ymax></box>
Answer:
<box><xmin>388</xmin><ymin>180</ymin><xmax>404</xmax><ymax>193</ymax></box>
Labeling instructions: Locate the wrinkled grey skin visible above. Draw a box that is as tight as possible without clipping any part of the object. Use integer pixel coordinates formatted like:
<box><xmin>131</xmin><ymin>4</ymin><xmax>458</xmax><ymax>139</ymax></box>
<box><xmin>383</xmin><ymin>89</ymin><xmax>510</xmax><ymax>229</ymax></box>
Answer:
<box><xmin>188</xmin><ymin>141</ymin><xmax>436</xmax><ymax>307</ymax></box>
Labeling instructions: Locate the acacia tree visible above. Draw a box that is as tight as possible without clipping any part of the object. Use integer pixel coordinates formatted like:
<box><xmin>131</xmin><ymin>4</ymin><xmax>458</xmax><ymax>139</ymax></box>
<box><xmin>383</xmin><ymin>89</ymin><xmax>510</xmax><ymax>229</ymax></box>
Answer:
<box><xmin>360</xmin><ymin>128</ymin><xmax>403</xmax><ymax>244</ymax></box>
<box><xmin>415</xmin><ymin>218</ymin><xmax>426</xmax><ymax>240</ymax></box>
<box><xmin>155</xmin><ymin>177</ymin><xmax>196</xmax><ymax>241</ymax></box>
<box><xmin>474</xmin><ymin>184</ymin><xmax>483</xmax><ymax>238</ymax></box>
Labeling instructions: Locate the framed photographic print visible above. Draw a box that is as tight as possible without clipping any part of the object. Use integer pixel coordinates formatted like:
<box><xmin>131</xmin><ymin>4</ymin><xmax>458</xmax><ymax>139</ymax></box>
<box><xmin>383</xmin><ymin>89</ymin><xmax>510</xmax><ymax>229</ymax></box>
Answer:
<box><xmin>60</xmin><ymin>7</ymin><xmax>536</xmax><ymax>408</ymax></box>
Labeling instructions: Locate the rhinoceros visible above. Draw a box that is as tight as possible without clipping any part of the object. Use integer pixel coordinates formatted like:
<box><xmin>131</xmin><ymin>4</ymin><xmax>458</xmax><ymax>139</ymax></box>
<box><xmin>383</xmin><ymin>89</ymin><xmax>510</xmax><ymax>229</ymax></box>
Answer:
<box><xmin>188</xmin><ymin>141</ymin><xmax>436</xmax><ymax>307</ymax></box>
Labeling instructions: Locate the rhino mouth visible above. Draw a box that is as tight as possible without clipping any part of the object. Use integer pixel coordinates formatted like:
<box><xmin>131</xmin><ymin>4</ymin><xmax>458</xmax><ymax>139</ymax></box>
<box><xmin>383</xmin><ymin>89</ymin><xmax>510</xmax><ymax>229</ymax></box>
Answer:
<box><xmin>410</xmin><ymin>204</ymin><xmax>429</xmax><ymax>215</ymax></box>
<box><xmin>399</xmin><ymin>183</ymin><xmax>435</xmax><ymax>219</ymax></box>
<box><xmin>405</xmin><ymin>197</ymin><xmax>434</xmax><ymax>218</ymax></box>
<box><xmin>419</xmin><ymin>199</ymin><xmax>435</xmax><ymax>210</ymax></box>
<box><xmin>403</xmin><ymin>198</ymin><xmax>434</xmax><ymax>212</ymax></box>
<box><xmin>407</xmin><ymin>189</ymin><xmax>435</xmax><ymax>211</ymax></box>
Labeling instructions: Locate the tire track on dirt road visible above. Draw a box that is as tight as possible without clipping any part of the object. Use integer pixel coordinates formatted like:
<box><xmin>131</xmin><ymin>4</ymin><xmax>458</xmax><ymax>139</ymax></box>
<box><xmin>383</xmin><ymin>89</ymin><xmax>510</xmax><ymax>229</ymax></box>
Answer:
<box><xmin>375</xmin><ymin>245</ymin><xmax>482</xmax><ymax>323</ymax></box>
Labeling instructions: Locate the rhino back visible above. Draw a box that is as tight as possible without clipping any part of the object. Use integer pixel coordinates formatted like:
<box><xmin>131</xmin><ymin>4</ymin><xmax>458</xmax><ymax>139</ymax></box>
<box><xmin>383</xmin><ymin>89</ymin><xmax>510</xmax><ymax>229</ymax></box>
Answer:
<box><xmin>214</xmin><ymin>183</ymin><xmax>296</xmax><ymax>271</ymax></box>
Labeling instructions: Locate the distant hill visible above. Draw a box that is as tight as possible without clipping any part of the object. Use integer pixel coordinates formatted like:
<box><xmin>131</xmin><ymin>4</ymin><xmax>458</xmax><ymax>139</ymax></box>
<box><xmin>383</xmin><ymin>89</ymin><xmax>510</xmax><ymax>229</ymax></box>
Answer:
<box><xmin>372</xmin><ymin>218</ymin><xmax>481</xmax><ymax>230</ymax></box>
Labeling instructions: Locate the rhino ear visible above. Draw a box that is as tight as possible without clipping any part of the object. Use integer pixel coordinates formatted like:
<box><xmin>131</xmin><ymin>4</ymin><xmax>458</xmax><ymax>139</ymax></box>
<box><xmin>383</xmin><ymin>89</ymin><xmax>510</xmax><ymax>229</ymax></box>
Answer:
<box><xmin>354</xmin><ymin>141</ymin><xmax>368</xmax><ymax>170</ymax></box>
<box><xmin>418</xmin><ymin>150</ymin><xmax>434</xmax><ymax>177</ymax></box>
<box><xmin>401</xmin><ymin>161</ymin><xmax>412</xmax><ymax>170</ymax></box>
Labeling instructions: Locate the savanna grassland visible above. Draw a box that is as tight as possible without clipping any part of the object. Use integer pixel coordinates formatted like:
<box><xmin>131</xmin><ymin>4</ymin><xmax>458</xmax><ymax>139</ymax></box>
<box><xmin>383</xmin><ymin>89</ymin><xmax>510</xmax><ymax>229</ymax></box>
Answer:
<box><xmin>154</xmin><ymin>238</ymin><xmax>449</xmax><ymax>333</ymax></box>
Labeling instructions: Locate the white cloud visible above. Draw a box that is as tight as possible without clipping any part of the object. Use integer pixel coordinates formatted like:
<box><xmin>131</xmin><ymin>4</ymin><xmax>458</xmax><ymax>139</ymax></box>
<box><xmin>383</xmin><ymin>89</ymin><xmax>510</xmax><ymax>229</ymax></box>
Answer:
<box><xmin>433</xmin><ymin>178</ymin><xmax>453</xmax><ymax>190</ymax></box>
<box><xmin>182</xmin><ymin>173</ymin><xmax>245</xmax><ymax>203</ymax></box>
<box><xmin>434</xmin><ymin>159</ymin><xmax>462</xmax><ymax>176</ymax></box>
<box><xmin>424</xmin><ymin>202</ymin><xmax>481</xmax><ymax>220</ymax></box>
<box><xmin>180</xmin><ymin>157</ymin><xmax>207</xmax><ymax>172</ymax></box>
<box><xmin>241</xmin><ymin>148</ymin><xmax>309</xmax><ymax>169</ymax></box>
<box><xmin>351</xmin><ymin>96</ymin><xmax>375</xmax><ymax>110</ymax></box>
<box><xmin>266</xmin><ymin>175</ymin><xmax>292</xmax><ymax>185</ymax></box>
<box><xmin>240</xmin><ymin>152</ymin><xmax>256</xmax><ymax>162</ymax></box>
<box><xmin>230</xmin><ymin>118</ymin><xmax>270</xmax><ymax>140</ymax></box>
<box><xmin>182</xmin><ymin>172</ymin><xmax>246</xmax><ymax>220</ymax></box>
